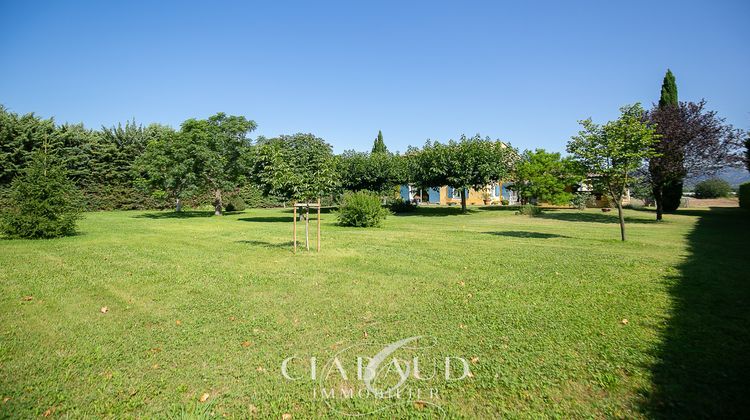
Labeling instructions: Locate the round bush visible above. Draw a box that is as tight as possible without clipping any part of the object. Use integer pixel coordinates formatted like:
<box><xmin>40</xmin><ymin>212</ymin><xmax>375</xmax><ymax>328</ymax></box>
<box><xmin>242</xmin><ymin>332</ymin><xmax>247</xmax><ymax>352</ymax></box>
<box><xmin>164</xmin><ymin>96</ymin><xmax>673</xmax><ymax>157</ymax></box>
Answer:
<box><xmin>337</xmin><ymin>191</ymin><xmax>390</xmax><ymax>227</ymax></box>
<box><xmin>570</xmin><ymin>193</ymin><xmax>590</xmax><ymax>210</ymax></box>
<box><xmin>224</xmin><ymin>196</ymin><xmax>246</xmax><ymax>212</ymax></box>
<box><xmin>694</xmin><ymin>178</ymin><xmax>732</xmax><ymax>199</ymax></box>
<box><xmin>515</xmin><ymin>204</ymin><xmax>542</xmax><ymax>216</ymax></box>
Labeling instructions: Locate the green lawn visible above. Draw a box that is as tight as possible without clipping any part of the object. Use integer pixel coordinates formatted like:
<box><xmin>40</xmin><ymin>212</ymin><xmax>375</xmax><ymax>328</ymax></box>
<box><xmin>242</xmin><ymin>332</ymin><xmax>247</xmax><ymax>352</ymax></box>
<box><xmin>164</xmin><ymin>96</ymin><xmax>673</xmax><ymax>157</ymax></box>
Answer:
<box><xmin>1</xmin><ymin>206</ymin><xmax>747</xmax><ymax>418</ymax></box>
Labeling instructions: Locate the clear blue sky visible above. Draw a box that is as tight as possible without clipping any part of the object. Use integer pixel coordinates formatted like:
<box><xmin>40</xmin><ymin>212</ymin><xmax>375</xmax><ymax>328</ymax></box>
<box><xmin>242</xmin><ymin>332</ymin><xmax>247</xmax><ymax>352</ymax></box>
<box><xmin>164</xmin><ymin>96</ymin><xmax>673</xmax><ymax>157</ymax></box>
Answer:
<box><xmin>1</xmin><ymin>0</ymin><xmax>748</xmax><ymax>153</ymax></box>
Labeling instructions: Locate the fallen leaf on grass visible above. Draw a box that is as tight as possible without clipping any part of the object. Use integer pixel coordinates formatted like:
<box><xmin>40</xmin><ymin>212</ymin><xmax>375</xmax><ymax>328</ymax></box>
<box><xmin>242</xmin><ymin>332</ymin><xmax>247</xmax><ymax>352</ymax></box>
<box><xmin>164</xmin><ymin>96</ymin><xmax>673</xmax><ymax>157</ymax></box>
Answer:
<box><xmin>100</xmin><ymin>306</ymin><xmax>109</xmax><ymax>314</ymax></box>
<box><xmin>175</xmin><ymin>320</ymin><xmax>181</xmax><ymax>326</ymax></box>
<box><xmin>241</xmin><ymin>341</ymin><xmax>252</xmax><ymax>348</ymax></box>
<box><xmin>458</xmin><ymin>281</ymin><xmax>465</xmax><ymax>287</ymax></box>
<box><xmin>471</xmin><ymin>357</ymin><xmax>479</xmax><ymax>364</ymax></box>
<box><xmin>459</xmin><ymin>324</ymin><xmax>467</xmax><ymax>329</ymax></box>
<box><xmin>199</xmin><ymin>393</ymin><xmax>210</xmax><ymax>403</ymax></box>
<box><xmin>256</xmin><ymin>366</ymin><xmax>266</xmax><ymax>372</ymax></box>
<box><xmin>2</xmin><ymin>397</ymin><xmax>10</xmax><ymax>403</ymax></box>
<box><xmin>282</xmin><ymin>414</ymin><xmax>292</xmax><ymax>420</ymax></box>
<box><xmin>21</xmin><ymin>296</ymin><xmax>33</xmax><ymax>302</ymax></box>
<box><xmin>413</xmin><ymin>401</ymin><xmax>425</xmax><ymax>409</ymax></box>
<box><xmin>363</xmin><ymin>331</ymin><xmax>368</xmax><ymax>339</ymax></box>
<box><xmin>621</xmin><ymin>319</ymin><xmax>629</xmax><ymax>325</ymax></box>
<box><xmin>248</xmin><ymin>404</ymin><xmax>258</xmax><ymax>414</ymax></box>
<box><xmin>43</xmin><ymin>408</ymin><xmax>54</xmax><ymax>417</ymax></box>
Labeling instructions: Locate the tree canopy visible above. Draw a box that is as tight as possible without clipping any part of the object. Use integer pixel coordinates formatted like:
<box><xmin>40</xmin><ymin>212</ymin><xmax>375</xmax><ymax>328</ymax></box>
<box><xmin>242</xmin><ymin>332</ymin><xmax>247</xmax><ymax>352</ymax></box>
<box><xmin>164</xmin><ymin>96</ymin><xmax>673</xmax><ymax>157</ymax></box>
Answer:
<box><xmin>179</xmin><ymin>113</ymin><xmax>257</xmax><ymax>215</ymax></box>
<box><xmin>250</xmin><ymin>133</ymin><xmax>338</xmax><ymax>203</ymax></box>
<box><xmin>511</xmin><ymin>149</ymin><xmax>582</xmax><ymax>205</ymax></box>
<box><xmin>409</xmin><ymin>135</ymin><xmax>517</xmax><ymax>212</ymax></box>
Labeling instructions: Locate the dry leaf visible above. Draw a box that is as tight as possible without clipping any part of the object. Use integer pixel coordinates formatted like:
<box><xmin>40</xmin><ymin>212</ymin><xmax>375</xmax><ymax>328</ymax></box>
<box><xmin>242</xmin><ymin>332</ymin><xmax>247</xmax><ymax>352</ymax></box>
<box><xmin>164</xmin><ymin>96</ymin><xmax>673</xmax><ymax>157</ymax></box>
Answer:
<box><xmin>43</xmin><ymin>408</ymin><xmax>53</xmax><ymax>417</ymax></box>
<box><xmin>199</xmin><ymin>393</ymin><xmax>210</xmax><ymax>403</ymax></box>
<box><xmin>282</xmin><ymin>414</ymin><xmax>292</xmax><ymax>420</ymax></box>
<box><xmin>175</xmin><ymin>320</ymin><xmax>181</xmax><ymax>326</ymax></box>
<box><xmin>256</xmin><ymin>366</ymin><xmax>266</xmax><ymax>372</ymax></box>
<box><xmin>467</xmin><ymin>371</ymin><xmax>474</xmax><ymax>378</ymax></box>
<box><xmin>459</xmin><ymin>323</ymin><xmax>467</xmax><ymax>329</ymax></box>
<box><xmin>100</xmin><ymin>306</ymin><xmax>109</xmax><ymax>314</ymax></box>
<box><xmin>241</xmin><ymin>341</ymin><xmax>252</xmax><ymax>348</ymax></box>
<box><xmin>621</xmin><ymin>319</ymin><xmax>629</xmax><ymax>325</ymax></box>
<box><xmin>152</xmin><ymin>364</ymin><xmax>159</xmax><ymax>369</ymax></box>
<box><xmin>229</xmin><ymin>316</ymin><xmax>237</xmax><ymax>321</ymax></box>
<box><xmin>150</xmin><ymin>347</ymin><xmax>162</xmax><ymax>353</ymax></box>
<box><xmin>21</xmin><ymin>296</ymin><xmax>33</xmax><ymax>302</ymax></box>
<box><xmin>2</xmin><ymin>397</ymin><xmax>10</xmax><ymax>403</ymax></box>
<box><xmin>248</xmin><ymin>404</ymin><xmax>258</xmax><ymax>414</ymax></box>
<box><xmin>413</xmin><ymin>401</ymin><xmax>426</xmax><ymax>409</ymax></box>
<box><xmin>471</xmin><ymin>356</ymin><xmax>479</xmax><ymax>364</ymax></box>
<box><xmin>467</xmin><ymin>293</ymin><xmax>473</xmax><ymax>298</ymax></box>
<box><xmin>363</xmin><ymin>331</ymin><xmax>368</xmax><ymax>339</ymax></box>
<box><xmin>459</xmin><ymin>281</ymin><xmax>465</xmax><ymax>287</ymax></box>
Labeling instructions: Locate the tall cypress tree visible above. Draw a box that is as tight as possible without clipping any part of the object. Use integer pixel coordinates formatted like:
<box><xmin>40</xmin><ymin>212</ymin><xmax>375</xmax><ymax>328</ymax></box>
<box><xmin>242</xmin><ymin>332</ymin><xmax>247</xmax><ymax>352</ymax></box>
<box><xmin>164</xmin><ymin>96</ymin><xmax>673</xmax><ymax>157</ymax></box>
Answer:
<box><xmin>371</xmin><ymin>130</ymin><xmax>387</xmax><ymax>154</ymax></box>
<box><xmin>659</xmin><ymin>69</ymin><xmax>678</xmax><ymax>108</ymax></box>
<box><xmin>649</xmin><ymin>69</ymin><xmax>684</xmax><ymax>219</ymax></box>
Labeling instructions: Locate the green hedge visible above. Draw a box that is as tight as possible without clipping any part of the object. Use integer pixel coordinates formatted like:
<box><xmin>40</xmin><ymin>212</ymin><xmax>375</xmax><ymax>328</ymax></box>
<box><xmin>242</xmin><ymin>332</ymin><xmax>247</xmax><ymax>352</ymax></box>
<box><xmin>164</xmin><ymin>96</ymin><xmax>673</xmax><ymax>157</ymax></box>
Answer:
<box><xmin>739</xmin><ymin>182</ymin><xmax>750</xmax><ymax>209</ymax></box>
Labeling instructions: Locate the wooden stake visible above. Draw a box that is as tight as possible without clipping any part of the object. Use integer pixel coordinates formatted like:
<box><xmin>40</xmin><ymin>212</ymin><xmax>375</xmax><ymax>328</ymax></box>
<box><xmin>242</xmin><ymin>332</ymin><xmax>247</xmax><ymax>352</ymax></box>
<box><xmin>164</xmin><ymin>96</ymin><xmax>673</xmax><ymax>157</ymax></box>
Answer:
<box><xmin>293</xmin><ymin>201</ymin><xmax>297</xmax><ymax>254</ymax></box>
<box><xmin>317</xmin><ymin>197</ymin><xmax>321</xmax><ymax>252</ymax></box>
<box><xmin>305</xmin><ymin>203</ymin><xmax>310</xmax><ymax>251</ymax></box>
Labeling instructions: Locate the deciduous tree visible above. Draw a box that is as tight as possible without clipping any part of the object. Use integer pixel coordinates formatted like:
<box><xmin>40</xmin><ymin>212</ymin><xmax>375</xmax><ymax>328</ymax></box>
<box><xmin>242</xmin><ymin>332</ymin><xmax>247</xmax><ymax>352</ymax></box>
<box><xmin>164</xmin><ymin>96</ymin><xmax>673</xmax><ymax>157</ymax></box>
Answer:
<box><xmin>568</xmin><ymin>103</ymin><xmax>658</xmax><ymax>241</ymax></box>
<box><xmin>180</xmin><ymin>113</ymin><xmax>257</xmax><ymax>215</ymax></box>
<box><xmin>410</xmin><ymin>135</ymin><xmax>517</xmax><ymax>212</ymax></box>
<box><xmin>511</xmin><ymin>149</ymin><xmax>582</xmax><ymax>205</ymax></box>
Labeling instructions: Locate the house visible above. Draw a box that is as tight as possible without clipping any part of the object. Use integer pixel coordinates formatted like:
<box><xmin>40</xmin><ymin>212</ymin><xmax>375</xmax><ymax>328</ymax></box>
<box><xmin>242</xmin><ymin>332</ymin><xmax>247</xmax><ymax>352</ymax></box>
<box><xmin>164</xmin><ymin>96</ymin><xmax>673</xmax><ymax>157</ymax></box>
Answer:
<box><xmin>400</xmin><ymin>183</ymin><xmax>519</xmax><ymax>206</ymax></box>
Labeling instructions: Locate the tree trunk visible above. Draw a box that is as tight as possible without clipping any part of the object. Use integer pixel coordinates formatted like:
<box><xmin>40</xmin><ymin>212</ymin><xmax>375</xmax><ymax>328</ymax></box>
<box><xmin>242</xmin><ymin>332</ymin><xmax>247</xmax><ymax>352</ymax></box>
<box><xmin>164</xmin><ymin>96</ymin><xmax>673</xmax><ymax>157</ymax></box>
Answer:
<box><xmin>305</xmin><ymin>204</ymin><xmax>310</xmax><ymax>251</ymax></box>
<box><xmin>653</xmin><ymin>184</ymin><xmax>663</xmax><ymax>221</ymax></box>
<box><xmin>460</xmin><ymin>189</ymin><xmax>467</xmax><ymax>213</ymax></box>
<box><xmin>616</xmin><ymin>200</ymin><xmax>626</xmax><ymax>241</ymax></box>
<box><xmin>213</xmin><ymin>190</ymin><xmax>223</xmax><ymax>216</ymax></box>
<box><xmin>175</xmin><ymin>198</ymin><xmax>182</xmax><ymax>212</ymax></box>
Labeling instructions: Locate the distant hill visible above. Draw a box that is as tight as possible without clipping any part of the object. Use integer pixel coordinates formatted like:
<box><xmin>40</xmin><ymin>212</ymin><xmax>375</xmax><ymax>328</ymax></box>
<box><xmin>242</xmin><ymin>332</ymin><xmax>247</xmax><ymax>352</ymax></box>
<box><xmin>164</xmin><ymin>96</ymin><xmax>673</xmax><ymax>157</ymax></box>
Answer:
<box><xmin>685</xmin><ymin>167</ymin><xmax>750</xmax><ymax>189</ymax></box>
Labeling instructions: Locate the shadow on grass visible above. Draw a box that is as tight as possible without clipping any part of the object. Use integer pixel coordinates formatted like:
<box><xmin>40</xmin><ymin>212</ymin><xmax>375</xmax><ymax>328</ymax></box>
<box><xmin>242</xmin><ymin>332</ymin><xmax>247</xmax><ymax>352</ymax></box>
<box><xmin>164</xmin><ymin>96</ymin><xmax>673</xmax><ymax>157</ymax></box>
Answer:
<box><xmin>395</xmin><ymin>206</ymin><xmax>475</xmax><ymax>217</ymax></box>
<box><xmin>135</xmin><ymin>211</ymin><xmax>242</xmax><ymax>219</ymax></box>
<box><xmin>483</xmin><ymin>230</ymin><xmax>570</xmax><ymax>239</ymax></box>
<box><xmin>538</xmin><ymin>209</ymin><xmax>658</xmax><ymax>224</ymax></box>
<box><xmin>236</xmin><ymin>240</ymin><xmax>293</xmax><ymax>249</ymax></box>
<box><xmin>476</xmin><ymin>205</ymin><xmax>522</xmax><ymax>212</ymax></box>
<box><xmin>238</xmin><ymin>216</ymin><xmax>293</xmax><ymax>223</ymax></box>
<box><xmin>644</xmin><ymin>207</ymin><xmax>750</xmax><ymax>417</ymax></box>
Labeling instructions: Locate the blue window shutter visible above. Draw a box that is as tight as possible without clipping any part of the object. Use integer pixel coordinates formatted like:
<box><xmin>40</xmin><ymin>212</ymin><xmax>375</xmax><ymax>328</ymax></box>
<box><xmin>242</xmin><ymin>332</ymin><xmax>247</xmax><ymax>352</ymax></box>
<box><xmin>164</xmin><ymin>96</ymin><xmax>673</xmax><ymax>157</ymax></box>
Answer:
<box><xmin>495</xmin><ymin>185</ymin><xmax>500</xmax><ymax>196</ymax></box>
<box><xmin>447</xmin><ymin>187</ymin><xmax>453</xmax><ymax>197</ymax></box>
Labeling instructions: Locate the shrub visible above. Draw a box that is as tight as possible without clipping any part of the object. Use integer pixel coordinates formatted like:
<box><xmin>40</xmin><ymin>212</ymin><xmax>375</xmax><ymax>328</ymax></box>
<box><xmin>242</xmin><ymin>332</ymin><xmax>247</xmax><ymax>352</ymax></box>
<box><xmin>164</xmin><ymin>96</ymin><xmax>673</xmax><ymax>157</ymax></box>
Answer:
<box><xmin>570</xmin><ymin>193</ymin><xmax>590</xmax><ymax>210</ymax></box>
<box><xmin>739</xmin><ymin>182</ymin><xmax>750</xmax><ymax>209</ymax></box>
<box><xmin>694</xmin><ymin>178</ymin><xmax>731</xmax><ymax>199</ymax></box>
<box><xmin>337</xmin><ymin>191</ymin><xmax>390</xmax><ymax>227</ymax></box>
<box><xmin>1</xmin><ymin>151</ymin><xmax>83</xmax><ymax>239</ymax></box>
<box><xmin>624</xmin><ymin>199</ymin><xmax>645</xmax><ymax>210</ymax></box>
<box><xmin>387</xmin><ymin>197</ymin><xmax>416</xmax><ymax>213</ymax></box>
<box><xmin>224</xmin><ymin>196</ymin><xmax>247</xmax><ymax>212</ymax></box>
<box><xmin>501</xmin><ymin>199</ymin><xmax>509</xmax><ymax>206</ymax></box>
<box><xmin>515</xmin><ymin>204</ymin><xmax>542</xmax><ymax>217</ymax></box>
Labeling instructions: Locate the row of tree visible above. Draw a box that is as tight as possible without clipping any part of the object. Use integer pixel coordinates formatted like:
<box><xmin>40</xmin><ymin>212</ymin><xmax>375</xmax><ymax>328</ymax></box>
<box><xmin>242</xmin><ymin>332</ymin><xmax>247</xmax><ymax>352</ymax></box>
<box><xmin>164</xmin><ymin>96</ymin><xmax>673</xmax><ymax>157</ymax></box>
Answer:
<box><xmin>0</xmin><ymin>105</ymin><xmax>521</xmax><ymax>215</ymax></box>
<box><xmin>1</xmin><ymin>68</ymin><xmax>746</xmax><ymax>231</ymax></box>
